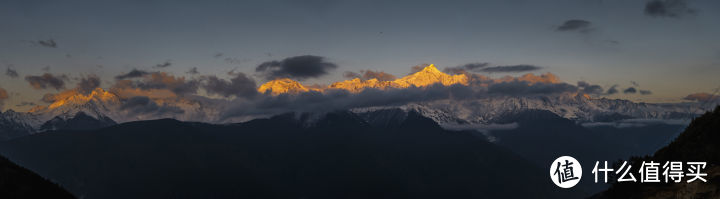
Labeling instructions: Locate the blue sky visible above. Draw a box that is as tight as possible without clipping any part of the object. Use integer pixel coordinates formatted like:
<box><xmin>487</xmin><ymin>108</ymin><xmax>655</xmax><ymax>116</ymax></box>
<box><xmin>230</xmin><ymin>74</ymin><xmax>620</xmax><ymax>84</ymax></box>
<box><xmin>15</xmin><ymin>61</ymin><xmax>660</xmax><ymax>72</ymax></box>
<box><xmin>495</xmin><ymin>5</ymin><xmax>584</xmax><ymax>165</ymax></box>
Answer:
<box><xmin>1</xmin><ymin>0</ymin><xmax>719</xmax><ymax>110</ymax></box>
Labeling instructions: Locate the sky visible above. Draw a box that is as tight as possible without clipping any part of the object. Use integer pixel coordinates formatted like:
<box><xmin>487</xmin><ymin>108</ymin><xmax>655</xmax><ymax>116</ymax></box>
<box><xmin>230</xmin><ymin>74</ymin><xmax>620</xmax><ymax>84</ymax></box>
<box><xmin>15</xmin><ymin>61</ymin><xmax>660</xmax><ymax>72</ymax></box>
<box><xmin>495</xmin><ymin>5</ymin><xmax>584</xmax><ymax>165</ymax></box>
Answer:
<box><xmin>1</xmin><ymin>0</ymin><xmax>720</xmax><ymax>111</ymax></box>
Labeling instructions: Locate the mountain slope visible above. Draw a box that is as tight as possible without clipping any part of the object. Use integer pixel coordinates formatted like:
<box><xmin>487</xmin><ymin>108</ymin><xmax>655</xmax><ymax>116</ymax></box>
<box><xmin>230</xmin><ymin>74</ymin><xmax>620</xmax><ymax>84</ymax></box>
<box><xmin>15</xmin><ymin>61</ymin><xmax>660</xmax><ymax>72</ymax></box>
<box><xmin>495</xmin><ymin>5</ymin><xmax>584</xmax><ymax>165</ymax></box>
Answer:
<box><xmin>32</xmin><ymin>88</ymin><xmax>121</xmax><ymax>122</ymax></box>
<box><xmin>0</xmin><ymin>111</ymin><xmax>578</xmax><ymax>199</ymax></box>
<box><xmin>0</xmin><ymin>110</ymin><xmax>41</xmax><ymax>141</ymax></box>
<box><xmin>593</xmin><ymin>106</ymin><xmax>720</xmax><ymax>199</ymax></box>
<box><xmin>39</xmin><ymin>111</ymin><xmax>116</xmax><ymax>131</ymax></box>
<box><xmin>0</xmin><ymin>154</ymin><xmax>75</xmax><ymax>199</ymax></box>
<box><xmin>481</xmin><ymin>109</ymin><xmax>684</xmax><ymax>196</ymax></box>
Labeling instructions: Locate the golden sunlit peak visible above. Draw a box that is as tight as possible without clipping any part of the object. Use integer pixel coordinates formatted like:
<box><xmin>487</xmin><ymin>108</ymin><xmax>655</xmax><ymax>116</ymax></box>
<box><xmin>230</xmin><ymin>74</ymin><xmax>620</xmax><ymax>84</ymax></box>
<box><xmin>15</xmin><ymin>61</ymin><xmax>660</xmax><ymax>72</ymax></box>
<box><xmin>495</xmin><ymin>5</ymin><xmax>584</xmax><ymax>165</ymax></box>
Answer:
<box><xmin>394</xmin><ymin>64</ymin><xmax>468</xmax><ymax>88</ymax></box>
<box><xmin>46</xmin><ymin>88</ymin><xmax>120</xmax><ymax>110</ymax></box>
<box><xmin>257</xmin><ymin>78</ymin><xmax>312</xmax><ymax>95</ymax></box>
<box><xmin>257</xmin><ymin>64</ymin><xmax>470</xmax><ymax>95</ymax></box>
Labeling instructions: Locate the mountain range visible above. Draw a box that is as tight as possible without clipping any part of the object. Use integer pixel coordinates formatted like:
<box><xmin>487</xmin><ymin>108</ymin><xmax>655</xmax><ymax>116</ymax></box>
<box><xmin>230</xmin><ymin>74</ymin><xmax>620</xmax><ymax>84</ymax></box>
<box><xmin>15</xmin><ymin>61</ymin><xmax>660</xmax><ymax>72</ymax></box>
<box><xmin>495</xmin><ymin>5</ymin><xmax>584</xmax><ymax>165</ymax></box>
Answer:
<box><xmin>0</xmin><ymin>105</ymin><xmax>691</xmax><ymax>198</ymax></box>
<box><xmin>0</xmin><ymin>110</ymin><xmax>588</xmax><ymax>199</ymax></box>
<box><xmin>0</xmin><ymin>65</ymin><xmax>708</xmax><ymax>142</ymax></box>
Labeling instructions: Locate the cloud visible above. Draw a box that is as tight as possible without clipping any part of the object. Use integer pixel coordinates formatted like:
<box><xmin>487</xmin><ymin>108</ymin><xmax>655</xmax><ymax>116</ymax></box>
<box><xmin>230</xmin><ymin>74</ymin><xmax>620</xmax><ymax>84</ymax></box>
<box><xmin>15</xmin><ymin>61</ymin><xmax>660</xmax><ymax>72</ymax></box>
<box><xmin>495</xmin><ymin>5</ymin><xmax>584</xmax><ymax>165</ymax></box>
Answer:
<box><xmin>556</xmin><ymin>20</ymin><xmax>593</xmax><ymax>33</ymax></box>
<box><xmin>221</xmin><ymin>72</ymin><xmax>594</xmax><ymax>120</ymax></box>
<box><xmin>410</xmin><ymin>63</ymin><xmax>431</xmax><ymax>74</ymax></box>
<box><xmin>5</xmin><ymin>67</ymin><xmax>18</xmax><ymax>78</ymax></box>
<box><xmin>577</xmin><ymin>81</ymin><xmax>604</xmax><ymax>95</ymax></box>
<box><xmin>35</xmin><ymin>39</ymin><xmax>57</xmax><ymax>48</ymax></box>
<box><xmin>133</xmin><ymin>72</ymin><xmax>199</xmax><ymax>96</ymax></box>
<box><xmin>224</xmin><ymin>57</ymin><xmax>247</xmax><ymax>65</ymax></box>
<box><xmin>605</xmin><ymin>40</ymin><xmax>620</xmax><ymax>45</ymax></box>
<box><xmin>362</xmin><ymin>70</ymin><xmax>396</xmax><ymax>81</ymax></box>
<box><xmin>623</xmin><ymin>87</ymin><xmax>637</xmax><ymax>94</ymax></box>
<box><xmin>115</xmin><ymin>69</ymin><xmax>149</xmax><ymax>80</ymax></box>
<box><xmin>343</xmin><ymin>70</ymin><xmax>397</xmax><ymax>81</ymax></box>
<box><xmin>25</xmin><ymin>73</ymin><xmax>67</xmax><ymax>90</ymax></box>
<box><xmin>443</xmin><ymin>62</ymin><xmax>490</xmax><ymax>74</ymax></box>
<box><xmin>461</xmin><ymin>63</ymin><xmax>490</xmax><ymax>70</ymax></box>
<box><xmin>120</xmin><ymin>96</ymin><xmax>184</xmax><ymax>116</ymax></box>
<box><xmin>39</xmin><ymin>76</ymin><xmax>102</xmax><ymax>103</ymax></box>
<box><xmin>0</xmin><ymin>87</ymin><xmax>7</xmax><ymax>109</ymax></box>
<box><xmin>109</xmin><ymin>80</ymin><xmax>178</xmax><ymax>100</ymax></box>
<box><xmin>76</xmin><ymin>75</ymin><xmax>101</xmax><ymax>95</ymax></box>
<box><xmin>481</xmin><ymin>65</ymin><xmax>542</xmax><ymax>73</ymax></box>
<box><xmin>111</xmin><ymin>71</ymin><xmax>201</xmax><ymax>99</ymax></box>
<box><xmin>15</xmin><ymin>101</ymin><xmax>36</xmax><ymax>107</ymax></box>
<box><xmin>201</xmin><ymin>72</ymin><xmax>258</xmax><ymax>98</ymax></box>
<box><xmin>494</xmin><ymin>73</ymin><xmax>560</xmax><ymax>84</ymax></box>
<box><xmin>606</xmin><ymin>85</ymin><xmax>619</xmax><ymax>95</ymax></box>
<box><xmin>256</xmin><ymin>55</ymin><xmax>337</xmax><ymax>80</ymax></box>
<box><xmin>343</xmin><ymin>71</ymin><xmax>361</xmax><ymax>79</ymax></box>
<box><xmin>623</xmin><ymin>87</ymin><xmax>651</xmax><ymax>95</ymax></box>
<box><xmin>683</xmin><ymin>92</ymin><xmax>719</xmax><ymax>102</ymax></box>
<box><xmin>154</xmin><ymin>61</ymin><xmax>172</xmax><ymax>68</ymax></box>
<box><xmin>645</xmin><ymin>0</ymin><xmax>696</xmax><ymax>18</ymax></box>
<box><xmin>0</xmin><ymin>87</ymin><xmax>8</xmax><ymax>100</ymax></box>
<box><xmin>222</xmin><ymin>85</ymin><xmax>466</xmax><ymax>119</ymax></box>
<box><xmin>488</xmin><ymin>81</ymin><xmax>577</xmax><ymax>95</ymax></box>
<box><xmin>41</xmin><ymin>93</ymin><xmax>56</xmax><ymax>103</ymax></box>
<box><xmin>186</xmin><ymin>67</ymin><xmax>199</xmax><ymax>75</ymax></box>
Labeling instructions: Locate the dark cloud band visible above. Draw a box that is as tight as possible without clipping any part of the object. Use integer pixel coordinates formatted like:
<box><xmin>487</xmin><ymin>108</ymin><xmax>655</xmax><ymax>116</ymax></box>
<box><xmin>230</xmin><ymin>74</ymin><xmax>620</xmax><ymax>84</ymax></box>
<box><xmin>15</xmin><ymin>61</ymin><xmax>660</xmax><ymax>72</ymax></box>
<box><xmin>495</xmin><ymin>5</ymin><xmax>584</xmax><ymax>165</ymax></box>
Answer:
<box><xmin>256</xmin><ymin>55</ymin><xmax>337</xmax><ymax>80</ymax></box>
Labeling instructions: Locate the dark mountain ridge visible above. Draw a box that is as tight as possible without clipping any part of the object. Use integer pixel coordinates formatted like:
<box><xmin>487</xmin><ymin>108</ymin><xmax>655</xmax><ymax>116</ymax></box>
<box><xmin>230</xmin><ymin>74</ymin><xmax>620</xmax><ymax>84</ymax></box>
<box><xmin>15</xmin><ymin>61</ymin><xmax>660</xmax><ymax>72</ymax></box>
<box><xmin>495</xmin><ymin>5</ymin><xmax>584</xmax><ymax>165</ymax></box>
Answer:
<box><xmin>0</xmin><ymin>110</ymin><xmax>578</xmax><ymax>199</ymax></box>
<box><xmin>40</xmin><ymin>111</ymin><xmax>116</xmax><ymax>131</ymax></box>
<box><xmin>593</xmin><ymin>106</ymin><xmax>720</xmax><ymax>198</ymax></box>
<box><xmin>0</xmin><ymin>154</ymin><xmax>75</xmax><ymax>198</ymax></box>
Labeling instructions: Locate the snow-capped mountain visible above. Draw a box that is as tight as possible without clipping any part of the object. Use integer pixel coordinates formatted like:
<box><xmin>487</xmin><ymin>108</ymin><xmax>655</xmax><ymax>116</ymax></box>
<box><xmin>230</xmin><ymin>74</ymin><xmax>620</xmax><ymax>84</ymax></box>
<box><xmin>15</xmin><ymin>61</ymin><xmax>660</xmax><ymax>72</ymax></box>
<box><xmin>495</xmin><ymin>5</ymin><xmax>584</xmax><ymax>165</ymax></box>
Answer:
<box><xmin>259</xmin><ymin>64</ymin><xmax>468</xmax><ymax>95</ymax></box>
<box><xmin>39</xmin><ymin>112</ymin><xmax>117</xmax><ymax>132</ymax></box>
<box><xmin>252</xmin><ymin>64</ymin><xmax>704</xmax><ymax>128</ymax></box>
<box><xmin>0</xmin><ymin>64</ymin><xmax>709</xmax><ymax>139</ymax></box>
<box><xmin>0</xmin><ymin>109</ymin><xmax>43</xmax><ymax>140</ymax></box>
<box><xmin>352</xmin><ymin>94</ymin><xmax>703</xmax><ymax>128</ymax></box>
<box><xmin>31</xmin><ymin>88</ymin><xmax>122</xmax><ymax>122</ymax></box>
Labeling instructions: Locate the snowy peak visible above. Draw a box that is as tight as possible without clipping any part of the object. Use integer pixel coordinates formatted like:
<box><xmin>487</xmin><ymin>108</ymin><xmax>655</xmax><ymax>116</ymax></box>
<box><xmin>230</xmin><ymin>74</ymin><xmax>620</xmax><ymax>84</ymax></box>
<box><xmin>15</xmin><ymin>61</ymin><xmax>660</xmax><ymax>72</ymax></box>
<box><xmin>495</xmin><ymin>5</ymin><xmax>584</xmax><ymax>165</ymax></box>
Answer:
<box><xmin>46</xmin><ymin>88</ymin><xmax>120</xmax><ymax>110</ymax></box>
<box><xmin>257</xmin><ymin>78</ymin><xmax>316</xmax><ymax>95</ymax></box>
<box><xmin>260</xmin><ymin>64</ymin><xmax>469</xmax><ymax>95</ymax></box>
<box><xmin>32</xmin><ymin>88</ymin><xmax>120</xmax><ymax>122</ymax></box>
<box><xmin>40</xmin><ymin>111</ymin><xmax>116</xmax><ymax>131</ymax></box>
<box><xmin>0</xmin><ymin>109</ymin><xmax>42</xmax><ymax>128</ymax></box>
<box><xmin>393</xmin><ymin>64</ymin><xmax>468</xmax><ymax>88</ymax></box>
<box><xmin>0</xmin><ymin>109</ymin><xmax>42</xmax><ymax>140</ymax></box>
<box><xmin>328</xmin><ymin>78</ymin><xmax>392</xmax><ymax>92</ymax></box>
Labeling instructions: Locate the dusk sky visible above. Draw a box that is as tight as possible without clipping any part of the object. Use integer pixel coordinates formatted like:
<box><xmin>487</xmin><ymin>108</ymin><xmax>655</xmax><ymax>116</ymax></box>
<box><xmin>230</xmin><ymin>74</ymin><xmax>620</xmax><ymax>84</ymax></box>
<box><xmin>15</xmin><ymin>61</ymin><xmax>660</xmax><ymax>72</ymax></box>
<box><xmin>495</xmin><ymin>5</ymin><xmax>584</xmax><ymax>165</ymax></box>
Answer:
<box><xmin>1</xmin><ymin>0</ymin><xmax>720</xmax><ymax>111</ymax></box>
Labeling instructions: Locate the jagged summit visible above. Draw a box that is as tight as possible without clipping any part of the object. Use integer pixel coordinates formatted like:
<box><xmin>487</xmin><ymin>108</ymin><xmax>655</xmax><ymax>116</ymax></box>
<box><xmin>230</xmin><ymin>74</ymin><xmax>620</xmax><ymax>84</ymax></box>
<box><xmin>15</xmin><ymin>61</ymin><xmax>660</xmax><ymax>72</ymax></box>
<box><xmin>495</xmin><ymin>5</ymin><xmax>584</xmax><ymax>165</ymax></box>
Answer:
<box><xmin>328</xmin><ymin>78</ymin><xmax>392</xmax><ymax>93</ymax></box>
<box><xmin>257</xmin><ymin>78</ymin><xmax>313</xmax><ymax>95</ymax></box>
<box><xmin>31</xmin><ymin>88</ymin><xmax>120</xmax><ymax>122</ymax></box>
<box><xmin>259</xmin><ymin>64</ymin><xmax>469</xmax><ymax>95</ymax></box>
<box><xmin>46</xmin><ymin>88</ymin><xmax>120</xmax><ymax>110</ymax></box>
<box><xmin>40</xmin><ymin>111</ymin><xmax>116</xmax><ymax>131</ymax></box>
<box><xmin>393</xmin><ymin>64</ymin><xmax>468</xmax><ymax>88</ymax></box>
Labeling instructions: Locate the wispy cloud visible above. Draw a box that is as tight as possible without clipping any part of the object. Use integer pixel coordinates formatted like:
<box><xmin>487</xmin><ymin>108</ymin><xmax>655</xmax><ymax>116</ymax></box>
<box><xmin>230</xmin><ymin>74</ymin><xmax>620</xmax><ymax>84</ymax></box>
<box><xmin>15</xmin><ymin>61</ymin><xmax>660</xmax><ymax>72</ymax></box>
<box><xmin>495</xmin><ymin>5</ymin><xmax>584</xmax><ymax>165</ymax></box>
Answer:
<box><xmin>5</xmin><ymin>67</ymin><xmax>18</xmax><ymax>78</ymax></box>
<box><xmin>556</xmin><ymin>19</ymin><xmax>594</xmax><ymax>33</ymax></box>
<box><xmin>645</xmin><ymin>0</ymin><xmax>697</xmax><ymax>18</ymax></box>
<box><xmin>481</xmin><ymin>65</ymin><xmax>542</xmax><ymax>73</ymax></box>
<box><xmin>25</xmin><ymin>73</ymin><xmax>67</xmax><ymax>90</ymax></box>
